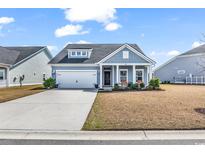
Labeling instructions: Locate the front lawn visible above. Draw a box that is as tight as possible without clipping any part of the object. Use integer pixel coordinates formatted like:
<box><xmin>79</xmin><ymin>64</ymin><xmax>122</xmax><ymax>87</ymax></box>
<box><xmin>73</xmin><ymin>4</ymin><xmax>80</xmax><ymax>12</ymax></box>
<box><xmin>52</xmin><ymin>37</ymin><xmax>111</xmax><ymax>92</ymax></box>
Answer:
<box><xmin>83</xmin><ymin>84</ymin><xmax>205</xmax><ymax>130</ymax></box>
<box><xmin>0</xmin><ymin>85</ymin><xmax>45</xmax><ymax>103</ymax></box>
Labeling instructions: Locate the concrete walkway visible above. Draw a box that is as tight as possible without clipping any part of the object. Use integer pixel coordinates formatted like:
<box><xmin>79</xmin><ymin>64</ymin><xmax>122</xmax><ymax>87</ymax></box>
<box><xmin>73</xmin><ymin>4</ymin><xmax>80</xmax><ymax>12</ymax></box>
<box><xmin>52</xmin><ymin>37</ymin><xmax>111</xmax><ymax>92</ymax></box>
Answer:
<box><xmin>0</xmin><ymin>89</ymin><xmax>97</xmax><ymax>130</ymax></box>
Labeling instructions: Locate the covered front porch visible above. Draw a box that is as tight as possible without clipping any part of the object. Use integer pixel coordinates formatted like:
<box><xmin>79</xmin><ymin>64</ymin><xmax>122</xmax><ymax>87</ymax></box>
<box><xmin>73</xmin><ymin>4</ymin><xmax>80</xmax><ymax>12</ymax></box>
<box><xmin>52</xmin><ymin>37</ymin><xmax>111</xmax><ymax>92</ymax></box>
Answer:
<box><xmin>99</xmin><ymin>63</ymin><xmax>152</xmax><ymax>88</ymax></box>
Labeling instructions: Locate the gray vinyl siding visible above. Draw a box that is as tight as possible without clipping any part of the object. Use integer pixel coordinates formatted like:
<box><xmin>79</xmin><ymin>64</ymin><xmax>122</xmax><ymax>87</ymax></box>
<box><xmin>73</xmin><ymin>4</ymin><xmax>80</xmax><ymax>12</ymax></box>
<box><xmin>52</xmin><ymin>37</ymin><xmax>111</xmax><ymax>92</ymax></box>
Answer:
<box><xmin>9</xmin><ymin>49</ymin><xmax>51</xmax><ymax>86</ymax></box>
<box><xmin>154</xmin><ymin>54</ymin><xmax>205</xmax><ymax>83</ymax></box>
<box><xmin>104</xmin><ymin>47</ymin><xmax>149</xmax><ymax>63</ymax></box>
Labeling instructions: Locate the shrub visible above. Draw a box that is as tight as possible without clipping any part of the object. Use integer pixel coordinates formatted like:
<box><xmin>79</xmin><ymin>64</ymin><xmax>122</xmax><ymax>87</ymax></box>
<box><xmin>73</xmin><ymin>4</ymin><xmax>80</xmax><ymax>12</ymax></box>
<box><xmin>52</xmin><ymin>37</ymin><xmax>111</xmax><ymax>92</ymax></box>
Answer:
<box><xmin>140</xmin><ymin>82</ymin><xmax>145</xmax><ymax>89</ymax></box>
<box><xmin>130</xmin><ymin>83</ymin><xmax>137</xmax><ymax>89</ymax></box>
<box><xmin>128</xmin><ymin>82</ymin><xmax>133</xmax><ymax>88</ymax></box>
<box><xmin>43</xmin><ymin>78</ymin><xmax>56</xmax><ymax>89</ymax></box>
<box><xmin>113</xmin><ymin>83</ymin><xmax>119</xmax><ymax>90</ymax></box>
<box><xmin>149</xmin><ymin>78</ymin><xmax>160</xmax><ymax>90</ymax></box>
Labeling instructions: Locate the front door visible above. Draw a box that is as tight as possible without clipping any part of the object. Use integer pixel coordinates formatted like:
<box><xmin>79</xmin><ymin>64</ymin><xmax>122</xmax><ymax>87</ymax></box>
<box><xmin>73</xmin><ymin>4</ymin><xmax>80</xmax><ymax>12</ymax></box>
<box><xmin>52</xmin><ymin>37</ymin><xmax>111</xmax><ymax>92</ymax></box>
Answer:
<box><xmin>104</xmin><ymin>71</ymin><xmax>111</xmax><ymax>85</ymax></box>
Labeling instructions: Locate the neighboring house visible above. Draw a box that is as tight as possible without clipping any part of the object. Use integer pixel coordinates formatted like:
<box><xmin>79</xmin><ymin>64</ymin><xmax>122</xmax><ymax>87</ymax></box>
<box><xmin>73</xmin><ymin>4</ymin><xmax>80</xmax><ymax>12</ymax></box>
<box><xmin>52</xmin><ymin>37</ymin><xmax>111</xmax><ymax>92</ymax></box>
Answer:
<box><xmin>49</xmin><ymin>43</ymin><xmax>156</xmax><ymax>89</ymax></box>
<box><xmin>0</xmin><ymin>46</ymin><xmax>52</xmax><ymax>88</ymax></box>
<box><xmin>154</xmin><ymin>44</ymin><xmax>205</xmax><ymax>83</ymax></box>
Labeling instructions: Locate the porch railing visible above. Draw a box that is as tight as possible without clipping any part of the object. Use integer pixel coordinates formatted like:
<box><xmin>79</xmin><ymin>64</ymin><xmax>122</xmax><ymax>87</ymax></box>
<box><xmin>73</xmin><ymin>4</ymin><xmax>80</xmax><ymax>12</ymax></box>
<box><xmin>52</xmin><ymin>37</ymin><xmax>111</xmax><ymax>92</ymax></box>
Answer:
<box><xmin>185</xmin><ymin>76</ymin><xmax>205</xmax><ymax>85</ymax></box>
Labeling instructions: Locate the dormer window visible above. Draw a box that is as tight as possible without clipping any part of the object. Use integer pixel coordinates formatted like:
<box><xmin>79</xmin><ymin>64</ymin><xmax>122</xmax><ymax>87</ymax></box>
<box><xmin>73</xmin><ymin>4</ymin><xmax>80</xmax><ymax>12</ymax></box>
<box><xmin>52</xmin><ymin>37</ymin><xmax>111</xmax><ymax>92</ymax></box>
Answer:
<box><xmin>82</xmin><ymin>51</ymin><xmax>87</xmax><ymax>56</ymax></box>
<box><xmin>71</xmin><ymin>51</ymin><xmax>76</xmax><ymax>56</ymax></box>
<box><xmin>77</xmin><ymin>51</ymin><xmax>81</xmax><ymax>56</ymax></box>
<box><xmin>68</xmin><ymin>49</ymin><xmax>92</xmax><ymax>58</ymax></box>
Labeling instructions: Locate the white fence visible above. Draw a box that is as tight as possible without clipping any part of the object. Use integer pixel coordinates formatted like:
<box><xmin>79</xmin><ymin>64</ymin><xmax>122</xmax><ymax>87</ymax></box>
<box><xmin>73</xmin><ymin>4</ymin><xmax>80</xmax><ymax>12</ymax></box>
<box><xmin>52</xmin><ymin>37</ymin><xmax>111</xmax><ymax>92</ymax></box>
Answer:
<box><xmin>186</xmin><ymin>76</ymin><xmax>205</xmax><ymax>84</ymax></box>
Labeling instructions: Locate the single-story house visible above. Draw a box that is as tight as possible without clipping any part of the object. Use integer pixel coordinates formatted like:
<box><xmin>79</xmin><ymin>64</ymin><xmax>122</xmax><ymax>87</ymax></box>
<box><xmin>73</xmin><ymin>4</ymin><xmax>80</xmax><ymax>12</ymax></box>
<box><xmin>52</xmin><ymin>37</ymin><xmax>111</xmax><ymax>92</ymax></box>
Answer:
<box><xmin>49</xmin><ymin>43</ymin><xmax>156</xmax><ymax>89</ymax></box>
<box><xmin>154</xmin><ymin>44</ymin><xmax>205</xmax><ymax>84</ymax></box>
<box><xmin>0</xmin><ymin>46</ymin><xmax>52</xmax><ymax>88</ymax></box>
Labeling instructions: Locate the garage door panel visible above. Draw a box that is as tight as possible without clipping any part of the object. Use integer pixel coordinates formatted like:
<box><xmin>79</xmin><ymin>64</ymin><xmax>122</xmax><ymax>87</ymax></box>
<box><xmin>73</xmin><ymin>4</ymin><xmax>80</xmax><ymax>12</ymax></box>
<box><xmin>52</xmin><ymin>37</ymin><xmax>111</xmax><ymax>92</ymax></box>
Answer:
<box><xmin>56</xmin><ymin>70</ymin><xmax>97</xmax><ymax>88</ymax></box>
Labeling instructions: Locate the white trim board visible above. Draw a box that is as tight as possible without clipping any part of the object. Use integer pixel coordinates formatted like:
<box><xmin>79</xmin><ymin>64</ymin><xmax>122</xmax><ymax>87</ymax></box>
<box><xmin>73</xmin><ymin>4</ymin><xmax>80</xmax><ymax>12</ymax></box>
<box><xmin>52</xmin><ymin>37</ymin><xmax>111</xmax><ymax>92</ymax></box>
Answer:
<box><xmin>97</xmin><ymin>44</ymin><xmax>156</xmax><ymax>65</ymax></box>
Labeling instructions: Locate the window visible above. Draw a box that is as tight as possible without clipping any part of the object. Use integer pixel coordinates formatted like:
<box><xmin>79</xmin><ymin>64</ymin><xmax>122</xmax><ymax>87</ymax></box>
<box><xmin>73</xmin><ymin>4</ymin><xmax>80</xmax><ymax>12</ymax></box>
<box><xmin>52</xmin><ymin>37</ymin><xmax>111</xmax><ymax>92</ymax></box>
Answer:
<box><xmin>123</xmin><ymin>51</ymin><xmax>129</xmax><ymax>59</ymax></box>
<box><xmin>120</xmin><ymin>69</ymin><xmax>128</xmax><ymax>83</ymax></box>
<box><xmin>136</xmin><ymin>69</ymin><xmax>144</xmax><ymax>82</ymax></box>
<box><xmin>0</xmin><ymin>70</ymin><xmax>4</xmax><ymax>80</ymax></box>
<box><xmin>71</xmin><ymin>51</ymin><xmax>76</xmax><ymax>56</ymax></box>
<box><xmin>82</xmin><ymin>51</ymin><xmax>87</xmax><ymax>56</ymax></box>
<box><xmin>77</xmin><ymin>51</ymin><xmax>81</xmax><ymax>56</ymax></box>
<box><xmin>43</xmin><ymin>74</ymin><xmax>46</xmax><ymax>81</ymax></box>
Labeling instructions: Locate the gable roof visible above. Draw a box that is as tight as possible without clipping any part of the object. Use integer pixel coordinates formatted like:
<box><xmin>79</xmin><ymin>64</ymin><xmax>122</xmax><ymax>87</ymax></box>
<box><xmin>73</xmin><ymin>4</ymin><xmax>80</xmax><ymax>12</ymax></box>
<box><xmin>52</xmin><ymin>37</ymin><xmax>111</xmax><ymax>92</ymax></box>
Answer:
<box><xmin>0</xmin><ymin>46</ymin><xmax>46</xmax><ymax>66</ymax></box>
<box><xmin>154</xmin><ymin>44</ymin><xmax>205</xmax><ymax>72</ymax></box>
<box><xmin>180</xmin><ymin>44</ymin><xmax>205</xmax><ymax>56</ymax></box>
<box><xmin>49</xmin><ymin>43</ymin><xmax>150</xmax><ymax>64</ymax></box>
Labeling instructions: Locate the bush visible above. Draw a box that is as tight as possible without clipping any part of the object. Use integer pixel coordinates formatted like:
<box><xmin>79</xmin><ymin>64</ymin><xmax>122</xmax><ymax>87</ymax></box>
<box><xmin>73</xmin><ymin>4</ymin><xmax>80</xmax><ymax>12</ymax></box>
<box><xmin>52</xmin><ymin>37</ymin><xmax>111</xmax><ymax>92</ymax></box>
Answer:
<box><xmin>128</xmin><ymin>82</ymin><xmax>132</xmax><ymax>88</ymax></box>
<box><xmin>113</xmin><ymin>83</ymin><xmax>119</xmax><ymax>90</ymax></box>
<box><xmin>149</xmin><ymin>78</ymin><xmax>160</xmax><ymax>90</ymax></box>
<box><xmin>140</xmin><ymin>82</ymin><xmax>145</xmax><ymax>89</ymax></box>
<box><xmin>130</xmin><ymin>83</ymin><xmax>137</xmax><ymax>89</ymax></box>
<box><xmin>43</xmin><ymin>78</ymin><xmax>56</xmax><ymax>89</ymax></box>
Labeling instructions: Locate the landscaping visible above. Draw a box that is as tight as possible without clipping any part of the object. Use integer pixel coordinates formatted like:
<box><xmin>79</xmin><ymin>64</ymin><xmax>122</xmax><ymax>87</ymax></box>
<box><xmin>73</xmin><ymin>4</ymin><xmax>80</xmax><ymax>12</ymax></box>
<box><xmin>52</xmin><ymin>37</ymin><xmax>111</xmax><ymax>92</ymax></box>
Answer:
<box><xmin>0</xmin><ymin>85</ymin><xmax>45</xmax><ymax>103</ymax></box>
<box><xmin>83</xmin><ymin>84</ymin><xmax>205</xmax><ymax>130</ymax></box>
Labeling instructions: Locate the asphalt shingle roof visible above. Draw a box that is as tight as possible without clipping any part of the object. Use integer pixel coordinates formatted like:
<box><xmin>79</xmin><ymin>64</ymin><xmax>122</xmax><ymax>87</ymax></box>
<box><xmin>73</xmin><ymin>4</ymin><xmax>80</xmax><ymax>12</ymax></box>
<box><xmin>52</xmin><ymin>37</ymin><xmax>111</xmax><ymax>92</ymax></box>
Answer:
<box><xmin>0</xmin><ymin>46</ymin><xmax>45</xmax><ymax>66</ymax></box>
<box><xmin>180</xmin><ymin>44</ymin><xmax>205</xmax><ymax>56</ymax></box>
<box><xmin>49</xmin><ymin>44</ymin><xmax>145</xmax><ymax>64</ymax></box>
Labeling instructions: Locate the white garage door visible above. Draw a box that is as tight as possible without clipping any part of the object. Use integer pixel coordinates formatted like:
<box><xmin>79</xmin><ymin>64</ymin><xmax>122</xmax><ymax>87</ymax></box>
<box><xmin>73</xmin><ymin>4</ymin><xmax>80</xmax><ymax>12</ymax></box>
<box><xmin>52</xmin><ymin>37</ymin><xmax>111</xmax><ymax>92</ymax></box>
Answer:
<box><xmin>56</xmin><ymin>70</ymin><xmax>97</xmax><ymax>88</ymax></box>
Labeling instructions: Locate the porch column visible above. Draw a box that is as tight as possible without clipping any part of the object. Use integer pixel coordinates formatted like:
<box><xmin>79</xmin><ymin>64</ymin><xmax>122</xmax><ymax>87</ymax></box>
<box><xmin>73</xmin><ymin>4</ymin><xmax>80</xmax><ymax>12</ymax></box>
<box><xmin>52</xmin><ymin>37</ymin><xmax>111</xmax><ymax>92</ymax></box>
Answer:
<box><xmin>6</xmin><ymin>67</ymin><xmax>10</xmax><ymax>87</ymax></box>
<box><xmin>146</xmin><ymin>66</ymin><xmax>149</xmax><ymax>86</ymax></box>
<box><xmin>112</xmin><ymin>65</ymin><xmax>115</xmax><ymax>87</ymax></box>
<box><xmin>116</xmin><ymin>65</ymin><xmax>119</xmax><ymax>83</ymax></box>
<box><xmin>149</xmin><ymin>65</ymin><xmax>152</xmax><ymax>80</ymax></box>
<box><xmin>99</xmin><ymin>64</ymin><xmax>103</xmax><ymax>88</ymax></box>
<box><xmin>132</xmin><ymin>65</ymin><xmax>136</xmax><ymax>84</ymax></box>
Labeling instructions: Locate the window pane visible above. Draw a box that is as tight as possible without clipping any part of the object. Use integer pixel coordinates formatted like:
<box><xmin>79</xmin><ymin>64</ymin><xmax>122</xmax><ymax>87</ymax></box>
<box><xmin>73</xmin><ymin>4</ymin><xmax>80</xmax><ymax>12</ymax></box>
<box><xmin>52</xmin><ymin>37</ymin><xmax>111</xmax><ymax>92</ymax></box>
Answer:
<box><xmin>120</xmin><ymin>71</ymin><xmax>127</xmax><ymax>76</ymax></box>
<box><xmin>77</xmin><ymin>51</ymin><xmax>81</xmax><ymax>56</ymax></box>
<box><xmin>82</xmin><ymin>51</ymin><xmax>86</xmax><ymax>56</ymax></box>
<box><xmin>71</xmin><ymin>51</ymin><xmax>76</xmax><ymax>55</ymax></box>
<box><xmin>136</xmin><ymin>70</ymin><xmax>143</xmax><ymax>82</ymax></box>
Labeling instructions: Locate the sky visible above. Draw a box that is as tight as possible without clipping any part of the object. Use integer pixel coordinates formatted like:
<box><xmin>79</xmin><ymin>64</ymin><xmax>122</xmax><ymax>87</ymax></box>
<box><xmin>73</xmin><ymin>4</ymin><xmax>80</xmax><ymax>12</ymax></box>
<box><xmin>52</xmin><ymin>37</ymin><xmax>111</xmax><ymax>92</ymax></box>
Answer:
<box><xmin>0</xmin><ymin>8</ymin><xmax>205</xmax><ymax>67</ymax></box>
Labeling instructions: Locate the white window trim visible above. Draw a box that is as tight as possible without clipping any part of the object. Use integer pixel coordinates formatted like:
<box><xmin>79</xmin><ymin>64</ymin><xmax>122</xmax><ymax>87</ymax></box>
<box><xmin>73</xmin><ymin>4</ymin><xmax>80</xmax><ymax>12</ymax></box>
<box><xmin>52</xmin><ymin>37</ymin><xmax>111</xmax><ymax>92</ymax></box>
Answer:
<box><xmin>0</xmin><ymin>69</ymin><xmax>5</xmax><ymax>80</ymax></box>
<box><xmin>123</xmin><ymin>50</ymin><xmax>129</xmax><ymax>59</ymax></box>
<box><xmin>135</xmin><ymin>69</ymin><xmax>144</xmax><ymax>82</ymax></box>
<box><xmin>119</xmin><ymin>69</ymin><xmax>128</xmax><ymax>83</ymax></box>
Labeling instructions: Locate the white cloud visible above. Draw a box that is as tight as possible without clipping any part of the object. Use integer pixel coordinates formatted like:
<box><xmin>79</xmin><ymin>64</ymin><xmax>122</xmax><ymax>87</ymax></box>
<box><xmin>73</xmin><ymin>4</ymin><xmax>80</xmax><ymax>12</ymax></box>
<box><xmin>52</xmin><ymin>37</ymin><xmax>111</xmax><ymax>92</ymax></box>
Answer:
<box><xmin>0</xmin><ymin>17</ymin><xmax>15</xmax><ymax>25</ymax></box>
<box><xmin>192</xmin><ymin>41</ymin><xmax>205</xmax><ymax>48</ymax></box>
<box><xmin>47</xmin><ymin>45</ymin><xmax>58</xmax><ymax>52</ymax></box>
<box><xmin>64</xmin><ymin>8</ymin><xmax>116</xmax><ymax>24</ymax></box>
<box><xmin>63</xmin><ymin>40</ymin><xmax>91</xmax><ymax>48</ymax></box>
<box><xmin>169</xmin><ymin>17</ymin><xmax>179</xmax><ymax>21</ymax></box>
<box><xmin>140</xmin><ymin>33</ymin><xmax>145</xmax><ymax>38</ymax></box>
<box><xmin>55</xmin><ymin>24</ymin><xmax>89</xmax><ymax>37</ymax></box>
<box><xmin>167</xmin><ymin>50</ymin><xmax>180</xmax><ymax>57</ymax></box>
<box><xmin>75</xmin><ymin>40</ymin><xmax>91</xmax><ymax>44</ymax></box>
<box><xmin>104</xmin><ymin>22</ymin><xmax>121</xmax><ymax>31</ymax></box>
<box><xmin>47</xmin><ymin>45</ymin><xmax>58</xmax><ymax>56</ymax></box>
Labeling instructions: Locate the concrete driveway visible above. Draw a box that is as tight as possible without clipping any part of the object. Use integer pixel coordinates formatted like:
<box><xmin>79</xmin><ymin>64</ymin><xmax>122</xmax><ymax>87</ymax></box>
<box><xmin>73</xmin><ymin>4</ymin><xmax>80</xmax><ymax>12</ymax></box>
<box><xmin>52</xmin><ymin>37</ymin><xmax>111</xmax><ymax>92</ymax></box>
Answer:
<box><xmin>0</xmin><ymin>89</ymin><xmax>97</xmax><ymax>131</ymax></box>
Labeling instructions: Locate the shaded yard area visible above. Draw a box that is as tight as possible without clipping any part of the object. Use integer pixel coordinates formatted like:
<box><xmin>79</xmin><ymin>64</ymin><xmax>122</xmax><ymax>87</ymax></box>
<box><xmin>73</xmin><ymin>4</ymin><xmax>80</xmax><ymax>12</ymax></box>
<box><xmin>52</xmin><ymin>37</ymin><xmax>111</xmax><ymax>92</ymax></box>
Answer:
<box><xmin>0</xmin><ymin>85</ymin><xmax>45</xmax><ymax>103</ymax></box>
<box><xmin>83</xmin><ymin>84</ymin><xmax>205</xmax><ymax>130</ymax></box>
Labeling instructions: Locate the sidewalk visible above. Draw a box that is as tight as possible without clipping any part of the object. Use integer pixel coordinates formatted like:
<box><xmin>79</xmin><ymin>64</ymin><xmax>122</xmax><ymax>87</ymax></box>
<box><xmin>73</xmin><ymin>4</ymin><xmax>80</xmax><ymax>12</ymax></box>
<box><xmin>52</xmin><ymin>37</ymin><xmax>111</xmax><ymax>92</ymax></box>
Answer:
<box><xmin>0</xmin><ymin>130</ymin><xmax>205</xmax><ymax>140</ymax></box>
